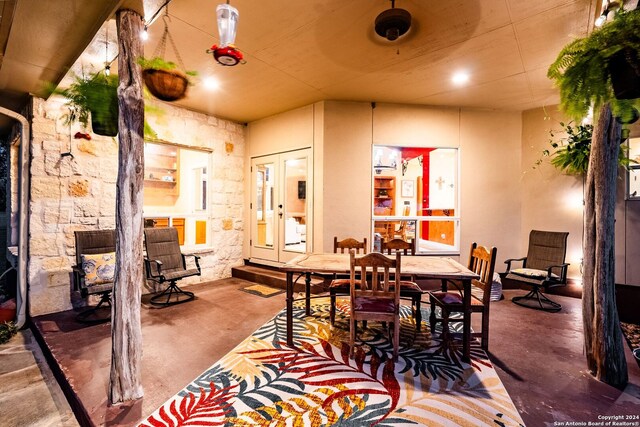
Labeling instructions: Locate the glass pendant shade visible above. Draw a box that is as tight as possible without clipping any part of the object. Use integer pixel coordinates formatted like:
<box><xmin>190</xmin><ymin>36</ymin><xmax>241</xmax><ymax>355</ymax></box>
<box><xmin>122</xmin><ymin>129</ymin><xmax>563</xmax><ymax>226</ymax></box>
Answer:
<box><xmin>216</xmin><ymin>3</ymin><xmax>239</xmax><ymax>47</ymax></box>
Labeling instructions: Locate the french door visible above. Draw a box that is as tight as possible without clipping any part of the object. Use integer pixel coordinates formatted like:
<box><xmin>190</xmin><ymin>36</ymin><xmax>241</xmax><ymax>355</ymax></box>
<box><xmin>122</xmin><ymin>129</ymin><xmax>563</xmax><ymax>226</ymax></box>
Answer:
<box><xmin>250</xmin><ymin>149</ymin><xmax>311</xmax><ymax>264</ymax></box>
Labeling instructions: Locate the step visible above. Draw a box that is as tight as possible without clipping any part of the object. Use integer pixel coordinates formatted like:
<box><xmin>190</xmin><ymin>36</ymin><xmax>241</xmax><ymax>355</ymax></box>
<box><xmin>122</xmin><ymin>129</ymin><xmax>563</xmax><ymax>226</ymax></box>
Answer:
<box><xmin>232</xmin><ymin>263</ymin><xmax>327</xmax><ymax>294</ymax></box>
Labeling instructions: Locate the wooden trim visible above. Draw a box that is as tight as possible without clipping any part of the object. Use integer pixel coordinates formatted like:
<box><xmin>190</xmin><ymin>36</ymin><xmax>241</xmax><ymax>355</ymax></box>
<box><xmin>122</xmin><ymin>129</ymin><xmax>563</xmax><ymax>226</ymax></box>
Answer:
<box><xmin>145</xmin><ymin>138</ymin><xmax>214</xmax><ymax>153</ymax></box>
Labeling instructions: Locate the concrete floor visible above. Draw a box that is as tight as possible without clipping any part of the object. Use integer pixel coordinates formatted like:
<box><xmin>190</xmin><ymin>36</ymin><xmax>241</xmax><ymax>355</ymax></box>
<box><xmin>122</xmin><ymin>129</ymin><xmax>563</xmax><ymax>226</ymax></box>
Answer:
<box><xmin>0</xmin><ymin>329</ymin><xmax>77</xmax><ymax>427</ymax></box>
<box><xmin>31</xmin><ymin>279</ymin><xmax>640</xmax><ymax>426</ymax></box>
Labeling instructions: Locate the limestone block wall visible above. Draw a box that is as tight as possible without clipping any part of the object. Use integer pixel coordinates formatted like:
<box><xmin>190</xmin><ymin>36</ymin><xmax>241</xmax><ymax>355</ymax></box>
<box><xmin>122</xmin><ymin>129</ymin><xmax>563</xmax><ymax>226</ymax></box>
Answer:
<box><xmin>29</xmin><ymin>96</ymin><xmax>245</xmax><ymax>316</ymax></box>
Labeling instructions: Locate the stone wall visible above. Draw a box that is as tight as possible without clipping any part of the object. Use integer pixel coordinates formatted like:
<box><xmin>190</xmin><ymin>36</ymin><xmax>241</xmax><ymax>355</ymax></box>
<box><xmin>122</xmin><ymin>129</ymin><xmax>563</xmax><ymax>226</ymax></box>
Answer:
<box><xmin>29</xmin><ymin>96</ymin><xmax>245</xmax><ymax>315</ymax></box>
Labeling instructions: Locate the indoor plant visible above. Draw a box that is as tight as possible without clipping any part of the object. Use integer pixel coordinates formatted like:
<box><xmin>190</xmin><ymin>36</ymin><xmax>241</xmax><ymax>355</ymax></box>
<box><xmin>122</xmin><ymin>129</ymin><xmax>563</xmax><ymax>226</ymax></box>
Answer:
<box><xmin>56</xmin><ymin>72</ymin><xmax>120</xmax><ymax>137</ymax></box>
<box><xmin>537</xmin><ymin>121</ymin><xmax>635</xmax><ymax>175</ymax></box>
<box><xmin>547</xmin><ymin>8</ymin><xmax>640</xmax><ymax>122</ymax></box>
<box><xmin>138</xmin><ymin>56</ymin><xmax>197</xmax><ymax>102</ymax></box>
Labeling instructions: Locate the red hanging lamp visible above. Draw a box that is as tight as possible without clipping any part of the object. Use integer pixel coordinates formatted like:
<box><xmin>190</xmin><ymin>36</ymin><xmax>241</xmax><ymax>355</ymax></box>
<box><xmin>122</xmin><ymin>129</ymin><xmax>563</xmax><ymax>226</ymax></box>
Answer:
<box><xmin>207</xmin><ymin>1</ymin><xmax>245</xmax><ymax>66</ymax></box>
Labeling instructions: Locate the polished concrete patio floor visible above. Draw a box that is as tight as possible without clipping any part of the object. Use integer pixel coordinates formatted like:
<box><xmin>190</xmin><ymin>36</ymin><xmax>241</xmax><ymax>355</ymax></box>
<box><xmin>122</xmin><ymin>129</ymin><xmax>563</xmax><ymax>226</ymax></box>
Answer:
<box><xmin>32</xmin><ymin>279</ymin><xmax>640</xmax><ymax>426</ymax></box>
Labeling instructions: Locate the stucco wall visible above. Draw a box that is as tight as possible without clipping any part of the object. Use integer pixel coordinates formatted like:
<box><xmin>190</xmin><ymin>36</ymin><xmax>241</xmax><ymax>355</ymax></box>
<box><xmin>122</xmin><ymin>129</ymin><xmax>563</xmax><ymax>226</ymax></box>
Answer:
<box><xmin>245</xmin><ymin>101</ymin><xmax>525</xmax><ymax>268</ymax></box>
<box><xmin>29</xmin><ymin>96</ymin><xmax>245</xmax><ymax>316</ymax></box>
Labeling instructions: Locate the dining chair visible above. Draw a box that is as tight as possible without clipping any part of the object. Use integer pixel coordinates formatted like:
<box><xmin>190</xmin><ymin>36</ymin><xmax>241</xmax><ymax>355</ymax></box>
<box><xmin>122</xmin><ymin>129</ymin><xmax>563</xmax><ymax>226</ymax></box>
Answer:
<box><xmin>428</xmin><ymin>242</ymin><xmax>497</xmax><ymax>351</ymax></box>
<box><xmin>329</xmin><ymin>237</ymin><xmax>367</xmax><ymax>325</ymax></box>
<box><xmin>380</xmin><ymin>237</ymin><xmax>424</xmax><ymax>331</ymax></box>
<box><xmin>349</xmin><ymin>251</ymin><xmax>401</xmax><ymax>361</ymax></box>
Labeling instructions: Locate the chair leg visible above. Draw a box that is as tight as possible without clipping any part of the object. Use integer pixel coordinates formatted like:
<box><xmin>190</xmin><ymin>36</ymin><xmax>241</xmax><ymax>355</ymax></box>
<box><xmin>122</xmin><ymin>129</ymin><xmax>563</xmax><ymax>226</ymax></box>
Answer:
<box><xmin>150</xmin><ymin>281</ymin><xmax>195</xmax><ymax>306</ymax></box>
<box><xmin>429</xmin><ymin>299</ymin><xmax>437</xmax><ymax>334</ymax></box>
<box><xmin>330</xmin><ymin>293</ymin><xmax>336</xmax><ymax>325</ymax></box>
<box><xmin>512</xmin><ymin>286</ymin><xmax>562</xmax><ymax>312</ymax></box>
<box><xmin>349</xmin><ymin>316</ymin><xmax>356</xmax><ymax>359</ymax></box>
<box><xmin>481</xmin><ymin>309</ymin><xmax>490</xmax><ymax>351</ymax></box>
<box><xmin>76</xmin><ymin>292</ymin><xmax>112</xmax><ymax>324</ymax></box>
<box><xmin>414</xmin><ymin>296</ymin><xmax>422</xmax><ymax>331</ymax></box>
<box><xmin>393</xmin><ymin>318</ymin><xmax>400</xmax><ymax>361</ymax></box>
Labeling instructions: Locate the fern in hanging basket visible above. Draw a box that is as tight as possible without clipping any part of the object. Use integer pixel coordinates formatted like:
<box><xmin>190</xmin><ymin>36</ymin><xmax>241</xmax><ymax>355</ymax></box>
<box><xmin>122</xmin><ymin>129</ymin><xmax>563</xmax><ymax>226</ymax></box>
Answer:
<box><xmin>138</xmin><ymin>57</ymin><xmax>197</xmax><ymax>102</ymax></box>
<box><xmin>547</xmin><ymin>9</ymin><xmax>640</xmax><ymax>122</ymax></box>
<box><xmin>53</xmin><ymin>72</ymin><xmax>120</xmax><ymax>137</ymax></box>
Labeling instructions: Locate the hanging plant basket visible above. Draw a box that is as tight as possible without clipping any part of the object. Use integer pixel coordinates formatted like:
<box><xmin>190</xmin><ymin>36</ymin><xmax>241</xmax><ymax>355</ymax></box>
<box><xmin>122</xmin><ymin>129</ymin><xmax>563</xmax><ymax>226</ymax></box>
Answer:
<box><xmin>609</xmin><ymin>48</ymin><xmax>640</xmax><ymax>100</ymax></box>
<box><xmin>142</xmin><ymin>68</ymin><xmax>189</xmax><ymax>102</ymax></box>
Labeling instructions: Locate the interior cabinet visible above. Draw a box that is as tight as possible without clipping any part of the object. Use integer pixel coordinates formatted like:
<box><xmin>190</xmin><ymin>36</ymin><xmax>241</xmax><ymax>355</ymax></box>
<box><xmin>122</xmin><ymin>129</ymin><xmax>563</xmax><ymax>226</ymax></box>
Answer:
<box><xmin>144</xmin><ymin>142</ymin><xmax>180</xmax><ymax>204</ymax></box>
<box><xmin>145</xmin><ymin>217</ymin><xmax>185</xmax><ymax>245</ymax></box>
<box><xmin>373</xmin><ymin>176</ymin><xmax>395</xmax><ymax>216</ymax></box>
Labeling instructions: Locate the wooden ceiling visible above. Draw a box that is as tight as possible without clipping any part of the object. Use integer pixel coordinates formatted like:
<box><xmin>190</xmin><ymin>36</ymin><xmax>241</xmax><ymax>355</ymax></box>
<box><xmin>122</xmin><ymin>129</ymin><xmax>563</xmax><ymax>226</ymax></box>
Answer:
<box><xmin>0</xmin><ymin>0</ymin><xmax>601</xmax><ymax>130</ymax></box>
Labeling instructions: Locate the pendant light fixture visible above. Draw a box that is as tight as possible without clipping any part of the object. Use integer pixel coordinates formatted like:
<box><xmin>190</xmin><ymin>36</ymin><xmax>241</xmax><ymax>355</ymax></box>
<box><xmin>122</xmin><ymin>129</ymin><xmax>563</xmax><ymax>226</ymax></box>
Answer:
<box><xmin>206</xmin><ymin>1</ymin><xmax>245</xmax><ymax>66</ymax></box>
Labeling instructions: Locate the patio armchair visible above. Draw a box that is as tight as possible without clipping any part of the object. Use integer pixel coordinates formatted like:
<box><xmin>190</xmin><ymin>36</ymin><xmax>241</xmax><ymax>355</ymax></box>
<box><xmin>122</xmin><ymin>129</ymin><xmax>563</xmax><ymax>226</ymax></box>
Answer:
<box><xmin>505</xmin><ymin>230</ymin><xmax>569</xmax><ymax>312</ymax></box>
<box><xmin>72</xmin><ymin>229</ymin><xmax>116</xmax><ymax>323</ymax></box>
<box><xmin>144</xmin><ymin>227</ymin><xmax>201</xmax><ymax>306</ymax></box>
<box><xmin>429</xmin><ymin>242</ymin><xmax>497</xmax><ymax>351</ymax></box>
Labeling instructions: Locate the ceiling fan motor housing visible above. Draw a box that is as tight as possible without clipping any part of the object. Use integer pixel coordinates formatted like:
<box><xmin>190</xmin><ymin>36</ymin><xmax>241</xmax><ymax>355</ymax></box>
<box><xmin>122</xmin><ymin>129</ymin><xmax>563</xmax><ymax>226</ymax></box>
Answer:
<box><xmin>375</xmin><ymin>7</ymin><xmax>412</xmax><ymax>41</ymax></box>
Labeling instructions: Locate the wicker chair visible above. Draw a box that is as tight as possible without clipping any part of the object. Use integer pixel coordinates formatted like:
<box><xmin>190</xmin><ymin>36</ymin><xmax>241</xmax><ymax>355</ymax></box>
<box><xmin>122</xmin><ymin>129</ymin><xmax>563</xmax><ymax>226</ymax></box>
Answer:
<box><xmin>505</xmin><ymin>230</ymin><xmax>569</xmax><ymax>312</ymax></box>
<box><xmin>72</xmin><ymin>229</ymin><xmax>116</xmax><ymax>323</ymax></box>
<box><xmin>144</xmin><ymin>227</ymin><xmax>201</xmax><ymax>306</ymax></box>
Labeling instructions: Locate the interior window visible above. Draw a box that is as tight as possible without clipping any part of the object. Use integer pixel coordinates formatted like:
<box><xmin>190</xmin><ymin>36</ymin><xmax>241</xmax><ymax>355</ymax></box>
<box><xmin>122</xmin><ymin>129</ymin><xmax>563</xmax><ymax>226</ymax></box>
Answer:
<box><xmin>143</xmin><ymin>141</ymin><xmax>211</xmax><ymax>247</ymax></box>
<box><xmin>372</xmin><ymin>145</ymin><xmax>459</xmax><ymax>254</ymax></box>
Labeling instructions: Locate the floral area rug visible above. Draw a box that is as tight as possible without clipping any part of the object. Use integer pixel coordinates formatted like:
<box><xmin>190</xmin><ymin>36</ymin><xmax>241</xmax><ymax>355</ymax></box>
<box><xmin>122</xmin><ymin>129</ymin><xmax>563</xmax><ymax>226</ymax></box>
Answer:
<box><xmin>140</xmin><ymin>298</ymin><xmax>524</xmax><ymax>427</ymax></box>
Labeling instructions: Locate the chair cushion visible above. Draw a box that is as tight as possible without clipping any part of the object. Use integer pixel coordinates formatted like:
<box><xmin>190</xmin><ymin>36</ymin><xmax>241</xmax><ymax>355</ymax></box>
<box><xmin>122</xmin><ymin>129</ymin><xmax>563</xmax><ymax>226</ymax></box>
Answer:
<box><xmin>161</xmin><ymin>268</ymin><xmax>200</xmax><ymax>281</ymax></box>
<box><xmin>329</xmin><ymin>279</ymin><xmax>351</xmax><ymax>289</ymax></box>
<box><xmin>353</xmin><ymin>296</ymin><xmax>395</xmax><ymax>313</ymax></box>
<box><xmin>430</xmin><ymin>291</ymin><xmax>463</xmax><ymax>305</ymax></box>
<box><xmin>81</xmin><ymin>252</ymin><xmax>115</xmax><ymax>286</ymax></box>
<box><xmin>510</xmin><ymin>268</ymin><xmax>558</xmax><ymax>279</ymax></box>
<box><xmin>393</xmin><ymin>281</ymin><xmax>422</xmax><ymax>293</ymax></box>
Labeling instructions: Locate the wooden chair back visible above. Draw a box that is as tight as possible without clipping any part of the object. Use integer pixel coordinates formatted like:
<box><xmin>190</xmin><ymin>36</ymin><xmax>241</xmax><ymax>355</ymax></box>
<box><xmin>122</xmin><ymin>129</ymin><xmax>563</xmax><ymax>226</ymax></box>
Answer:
<box><xmin>350</xmin><ymin>251</ymin><xmax>400</xmax><ymax>300</ymax></box>
<box><xmin>467</xmin><ymin>242</ymin><xmax>497</xmax><ymax>305</ymax></box>
<box><xmin>334</xmin><ymin>237</ymin><xmax>367</xmax><ymax>254</ymax></box>
<box><xmin>381</xmin><ymin>238</ymin><xmax>415</xmax><ymax>255</ymax></box>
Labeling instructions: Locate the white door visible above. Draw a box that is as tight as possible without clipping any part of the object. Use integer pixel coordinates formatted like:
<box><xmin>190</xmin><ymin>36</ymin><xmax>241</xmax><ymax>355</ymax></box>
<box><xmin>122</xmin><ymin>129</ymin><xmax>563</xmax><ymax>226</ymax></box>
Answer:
<box><xmin>250</xmin><ymin>149</ymin><xmax>311</xmax><ymax>264</ymax></box>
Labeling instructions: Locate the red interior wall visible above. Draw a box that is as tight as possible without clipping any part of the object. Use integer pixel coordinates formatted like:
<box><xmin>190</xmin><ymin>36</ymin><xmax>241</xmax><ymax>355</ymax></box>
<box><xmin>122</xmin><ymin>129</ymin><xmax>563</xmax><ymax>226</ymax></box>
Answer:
<box><xmin>400</xmin><ymin>148</ymin><xmax>436</xmax><ymax>240</ymax></box>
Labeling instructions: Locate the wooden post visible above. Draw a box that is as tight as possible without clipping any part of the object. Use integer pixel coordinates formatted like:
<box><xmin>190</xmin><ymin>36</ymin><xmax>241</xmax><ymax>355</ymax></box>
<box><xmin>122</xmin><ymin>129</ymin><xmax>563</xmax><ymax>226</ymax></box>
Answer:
<box><xmin>109</xmin><ymin>8</ymin><xmax>145</xmax><ymax>404</ymax></box>
<box><xmin>582</xmin><ymin>103</ymin><xmax>628</xmax><ymax>389</ymax></box>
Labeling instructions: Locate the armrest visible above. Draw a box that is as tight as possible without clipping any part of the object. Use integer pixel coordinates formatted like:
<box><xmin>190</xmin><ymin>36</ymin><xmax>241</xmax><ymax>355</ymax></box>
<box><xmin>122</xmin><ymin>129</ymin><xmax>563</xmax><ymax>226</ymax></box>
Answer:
<box><xmin>546</xmin><ymin>263</ymin><xmax>570</xmax><ymax>281</ymax></box>
<box><xmin>504</xmin><ymin>257</ymin><xmax>527</xmax><ymax>272</ymax></box>
<box><xmin>72</xmin><ymin>264</ymin><xmax>86</xmax><ymax>277</ymax></box>
<box><xmin>144</xmin><ymin>258</ymin><xmax>163</xmax><ymax>278</ymax></box>
<box><xmin>182</xmin><ymin>253</ymin><xmax>202</xmax><ymax>273</ymax></box>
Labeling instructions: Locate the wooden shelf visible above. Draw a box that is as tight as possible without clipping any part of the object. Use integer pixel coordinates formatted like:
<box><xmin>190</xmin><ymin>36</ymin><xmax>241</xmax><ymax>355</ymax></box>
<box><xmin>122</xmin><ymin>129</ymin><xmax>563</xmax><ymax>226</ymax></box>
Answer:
<box><xmin>144</xmin><ymin>141</ymin><xmax>180</xmax><ymax>203</ymax></box>
<box><xmin>373</xmin><ymin>176</ymin><xmax>395</xmax><ymax>216</ymax></box>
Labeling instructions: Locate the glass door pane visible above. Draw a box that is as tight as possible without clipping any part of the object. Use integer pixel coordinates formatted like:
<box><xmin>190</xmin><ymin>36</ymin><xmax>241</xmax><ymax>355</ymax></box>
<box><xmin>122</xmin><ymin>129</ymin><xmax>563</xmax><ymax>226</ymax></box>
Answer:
<box><xmin>281</xmin><ymin>151</ymin><xmax>309</xmax><ymax>259</ymax></box>
<box><xmin>251</xmin><ymin>155</ymin><xmax>279</xmax><ymax>263</ymax></box>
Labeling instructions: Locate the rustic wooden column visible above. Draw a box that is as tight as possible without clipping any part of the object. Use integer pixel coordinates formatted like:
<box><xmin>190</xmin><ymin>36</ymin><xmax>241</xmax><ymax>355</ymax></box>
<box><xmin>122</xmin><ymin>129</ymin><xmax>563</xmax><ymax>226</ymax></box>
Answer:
<box><xmin>110</xmin><ymin>8</ymin><xmax>145</xmax><ymax>404</ymax></box>
<box><xmin>582</xmin><ymin>103</ymin><xmax>628</xmax><ymax>389</ymax></box>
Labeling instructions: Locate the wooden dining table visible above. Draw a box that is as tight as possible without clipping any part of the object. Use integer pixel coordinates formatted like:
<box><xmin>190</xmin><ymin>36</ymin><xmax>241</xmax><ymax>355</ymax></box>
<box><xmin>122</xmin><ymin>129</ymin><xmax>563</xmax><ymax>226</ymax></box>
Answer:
<box><xmin>281</xmin><ymin>253</ymin><xmax>480</xmax><ymax>361</ymax></box>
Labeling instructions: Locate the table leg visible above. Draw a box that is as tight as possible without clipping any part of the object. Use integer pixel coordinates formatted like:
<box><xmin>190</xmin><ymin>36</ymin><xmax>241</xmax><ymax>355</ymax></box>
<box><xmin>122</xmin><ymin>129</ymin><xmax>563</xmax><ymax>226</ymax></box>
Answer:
<box><xmin>305</xmin><ymin>272</ymin><xmax>311</xmax><ymax>316</ymax></box>
<box><xmin>462</xmin><ymin>278</ymin><xmax>471</xmax><ymax>362</ymax></box>
<box><xmin>286</xmin><ymin>271</ymin><xmax>294</xmax><ymax>347</ymax></box>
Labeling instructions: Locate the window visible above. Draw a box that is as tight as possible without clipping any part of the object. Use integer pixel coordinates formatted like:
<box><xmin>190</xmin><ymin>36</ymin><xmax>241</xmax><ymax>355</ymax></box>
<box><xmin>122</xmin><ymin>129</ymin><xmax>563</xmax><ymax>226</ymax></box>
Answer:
<box><xmin>143</xmin><ymin>141</ymin><xmax>212</xmax><ymax>247</ymax></box>
<box><xmin>372</xmin><ymin>146</ymin><xmax>459</xmax><ymax>254</ymax></box>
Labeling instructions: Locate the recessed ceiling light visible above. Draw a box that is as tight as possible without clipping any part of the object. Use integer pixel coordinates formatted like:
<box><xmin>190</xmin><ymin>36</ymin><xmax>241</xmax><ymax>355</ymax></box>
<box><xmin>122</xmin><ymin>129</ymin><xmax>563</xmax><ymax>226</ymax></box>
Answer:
<box><xmin>452</xmin><ymin>71</ymin><xmax>470</xmax><ymax>86</ymax></box>
<box><xmin>203</xmin><ymin>76</ymin><xmax>220</xmax><ymax>91</ymax></box>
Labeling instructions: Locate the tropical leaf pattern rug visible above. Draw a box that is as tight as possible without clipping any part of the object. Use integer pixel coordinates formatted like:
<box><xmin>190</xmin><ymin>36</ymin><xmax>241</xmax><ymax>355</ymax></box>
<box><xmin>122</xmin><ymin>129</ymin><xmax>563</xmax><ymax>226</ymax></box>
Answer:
<box><xmin>140</xmin><ymin>298</ymin><xmax>524</xmax><ymax>426</ymax></box>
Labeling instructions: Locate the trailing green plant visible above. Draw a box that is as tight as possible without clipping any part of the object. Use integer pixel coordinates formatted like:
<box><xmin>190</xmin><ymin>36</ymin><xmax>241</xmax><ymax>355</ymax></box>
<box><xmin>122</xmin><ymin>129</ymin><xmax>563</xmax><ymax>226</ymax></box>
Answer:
<box><xmin>52</xmin><ymin>71</ymin><xmax>158</xmax><ymax>138</ymax></box>
<box><xmin>536</xmin><ymin>121</ymin><xmax>636</xmax><ymax>175</ymax></box>
<box><xmin>137</xmin><ymin>56</ymin><xmax>197</xmax><ymax>83</ymax></box>
<box><xmin>547</xmin><ymin>9</ymin><xmax>640</xmax><ymax>122</ymax></box>
<box><xmin>0</xmin><ymin>321</ymin><xmax>17</xmax><ymax>345</ymax></box>
<box><xmin>54</xmin><ymin>72</ymin><xmax>119</xmax><ymax>133</ymax></box>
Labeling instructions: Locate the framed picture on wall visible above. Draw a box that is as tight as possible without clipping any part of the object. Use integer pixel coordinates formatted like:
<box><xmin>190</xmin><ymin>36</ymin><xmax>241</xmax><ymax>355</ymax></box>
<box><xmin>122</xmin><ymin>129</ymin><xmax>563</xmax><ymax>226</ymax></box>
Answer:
<box><xmin>401</xmin><ymin>179</ymin><xmax>414</xmax><ymax>197</ymax></box>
